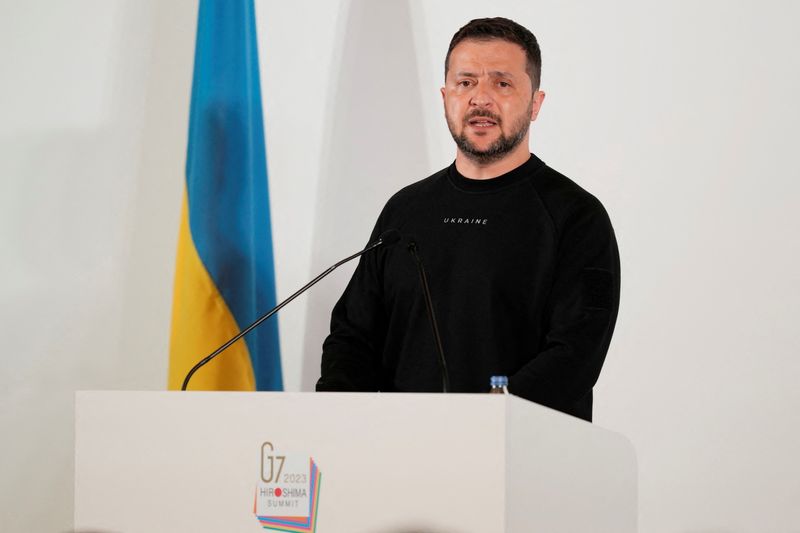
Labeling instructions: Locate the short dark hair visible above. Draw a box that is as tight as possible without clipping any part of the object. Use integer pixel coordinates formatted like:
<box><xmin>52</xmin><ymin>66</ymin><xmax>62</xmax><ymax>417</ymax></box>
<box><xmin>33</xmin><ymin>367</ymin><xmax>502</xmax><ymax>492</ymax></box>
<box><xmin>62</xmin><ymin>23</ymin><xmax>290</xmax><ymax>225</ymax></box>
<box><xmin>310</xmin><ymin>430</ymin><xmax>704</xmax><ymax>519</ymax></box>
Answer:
<box><xmin>445</xmin><ymin>17</ymin><xmax>542</xmax><ymax>90</ymax></box>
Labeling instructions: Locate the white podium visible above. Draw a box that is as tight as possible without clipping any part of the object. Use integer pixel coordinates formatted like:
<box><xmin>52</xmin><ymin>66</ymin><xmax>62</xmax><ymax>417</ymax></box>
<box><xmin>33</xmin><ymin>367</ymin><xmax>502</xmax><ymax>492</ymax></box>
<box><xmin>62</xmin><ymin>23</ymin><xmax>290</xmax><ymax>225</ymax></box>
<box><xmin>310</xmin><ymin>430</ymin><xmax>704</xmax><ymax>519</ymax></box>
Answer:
<box><xmin>74</xmin><ymin>391</ymin><xmax>636</xmax><ymax>533</ymax></box>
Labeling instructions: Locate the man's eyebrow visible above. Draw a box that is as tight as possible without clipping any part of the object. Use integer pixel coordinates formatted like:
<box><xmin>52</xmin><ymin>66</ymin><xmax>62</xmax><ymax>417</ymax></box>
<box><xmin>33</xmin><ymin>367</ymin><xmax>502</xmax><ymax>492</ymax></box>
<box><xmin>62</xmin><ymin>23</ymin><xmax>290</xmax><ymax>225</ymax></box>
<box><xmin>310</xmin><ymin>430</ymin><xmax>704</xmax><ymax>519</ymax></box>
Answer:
<box><xmin>454</xmin><ymin>70</ymin><xmax>516</xmax><ymax>78</ymax></box>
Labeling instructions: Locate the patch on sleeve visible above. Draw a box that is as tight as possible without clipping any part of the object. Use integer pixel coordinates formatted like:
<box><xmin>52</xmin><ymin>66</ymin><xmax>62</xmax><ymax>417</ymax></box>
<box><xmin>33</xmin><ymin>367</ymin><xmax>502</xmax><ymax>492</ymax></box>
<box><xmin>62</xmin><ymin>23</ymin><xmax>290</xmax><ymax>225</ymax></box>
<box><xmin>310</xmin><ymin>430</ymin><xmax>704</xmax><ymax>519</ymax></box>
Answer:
<box><xmin>582</xmin><ymin>267</ymin><xmax>614</xmax><ymax>309</ymax></box>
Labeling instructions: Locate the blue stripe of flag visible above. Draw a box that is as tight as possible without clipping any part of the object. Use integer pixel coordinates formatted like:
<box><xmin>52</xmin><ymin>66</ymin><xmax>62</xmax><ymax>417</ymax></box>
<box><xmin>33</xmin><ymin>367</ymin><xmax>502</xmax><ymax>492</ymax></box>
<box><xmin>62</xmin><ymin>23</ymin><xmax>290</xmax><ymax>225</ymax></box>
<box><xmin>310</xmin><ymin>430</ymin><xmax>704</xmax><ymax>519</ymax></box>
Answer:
<box><xmin>186</xmin><ymin>0</ymin><xmax>282</xmax><ymax>390</ymax></box>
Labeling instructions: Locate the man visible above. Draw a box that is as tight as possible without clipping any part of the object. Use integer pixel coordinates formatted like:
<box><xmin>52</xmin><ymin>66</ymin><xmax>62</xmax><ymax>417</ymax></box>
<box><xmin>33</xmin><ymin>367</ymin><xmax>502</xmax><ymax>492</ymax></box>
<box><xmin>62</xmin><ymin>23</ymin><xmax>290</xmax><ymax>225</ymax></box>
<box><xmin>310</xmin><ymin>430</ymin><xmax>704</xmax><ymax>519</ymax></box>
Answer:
<box><xmin>316</xmin><ymin>17</ymin><xmax>620</xmax><ymax>422</ymax></box>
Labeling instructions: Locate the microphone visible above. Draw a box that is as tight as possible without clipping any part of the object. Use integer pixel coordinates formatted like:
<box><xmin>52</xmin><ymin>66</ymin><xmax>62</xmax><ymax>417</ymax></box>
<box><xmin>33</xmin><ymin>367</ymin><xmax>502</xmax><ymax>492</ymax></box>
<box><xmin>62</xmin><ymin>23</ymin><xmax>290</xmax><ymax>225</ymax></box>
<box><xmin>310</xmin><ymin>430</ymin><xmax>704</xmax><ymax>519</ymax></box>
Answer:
<box><xmin>407</xmin><ymin>241</ymin><xmax>450</xmax><ymax>393</ymax></box>
<box><xmin>181</xmin><ymin>229</ymin><xmax>402</xmax><ymax>391</ymax></box>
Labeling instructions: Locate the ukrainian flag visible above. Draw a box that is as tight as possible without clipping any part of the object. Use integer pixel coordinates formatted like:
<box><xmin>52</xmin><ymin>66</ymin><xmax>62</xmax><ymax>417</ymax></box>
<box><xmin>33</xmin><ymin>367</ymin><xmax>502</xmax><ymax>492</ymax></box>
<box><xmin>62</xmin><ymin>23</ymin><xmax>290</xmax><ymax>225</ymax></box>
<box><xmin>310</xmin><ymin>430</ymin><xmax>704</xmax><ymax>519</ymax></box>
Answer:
<box><xmin>168</xmin><ymin>0</ymin><xmax>282</xmax><ymax>391</ymax></box>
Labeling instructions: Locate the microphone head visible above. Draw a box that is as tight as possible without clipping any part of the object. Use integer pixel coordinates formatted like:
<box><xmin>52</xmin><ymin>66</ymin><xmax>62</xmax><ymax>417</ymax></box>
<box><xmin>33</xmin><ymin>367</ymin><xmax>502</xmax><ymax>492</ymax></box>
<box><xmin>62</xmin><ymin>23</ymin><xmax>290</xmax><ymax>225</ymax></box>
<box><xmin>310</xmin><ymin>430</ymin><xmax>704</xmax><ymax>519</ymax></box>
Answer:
<box><xmin>378</xmin><ymin>229</ymin><xmax>401</xmax><ymax>246</ymax></box>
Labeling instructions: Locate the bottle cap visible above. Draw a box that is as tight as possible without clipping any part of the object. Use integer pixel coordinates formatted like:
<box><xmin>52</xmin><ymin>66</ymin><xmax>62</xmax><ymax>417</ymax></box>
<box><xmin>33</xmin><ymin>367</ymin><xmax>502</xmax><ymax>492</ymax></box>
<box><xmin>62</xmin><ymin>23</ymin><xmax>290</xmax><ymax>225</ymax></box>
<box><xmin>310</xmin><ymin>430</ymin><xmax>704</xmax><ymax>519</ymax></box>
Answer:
<box><xmin>490</xmin><ymin>375</ymin><xmax>509</xmax><ymax>387</ymax></box>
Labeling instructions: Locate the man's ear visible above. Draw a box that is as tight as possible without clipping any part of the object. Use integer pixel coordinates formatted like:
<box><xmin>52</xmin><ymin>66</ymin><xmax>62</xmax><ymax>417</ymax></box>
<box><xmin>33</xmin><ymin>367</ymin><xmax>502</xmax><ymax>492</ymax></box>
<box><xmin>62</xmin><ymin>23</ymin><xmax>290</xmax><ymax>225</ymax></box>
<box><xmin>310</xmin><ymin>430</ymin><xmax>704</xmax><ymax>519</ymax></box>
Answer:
<box><xmin>530</xmin><ymin>90</ymin><xmax>546</xmax><ymax>122</ymax></box>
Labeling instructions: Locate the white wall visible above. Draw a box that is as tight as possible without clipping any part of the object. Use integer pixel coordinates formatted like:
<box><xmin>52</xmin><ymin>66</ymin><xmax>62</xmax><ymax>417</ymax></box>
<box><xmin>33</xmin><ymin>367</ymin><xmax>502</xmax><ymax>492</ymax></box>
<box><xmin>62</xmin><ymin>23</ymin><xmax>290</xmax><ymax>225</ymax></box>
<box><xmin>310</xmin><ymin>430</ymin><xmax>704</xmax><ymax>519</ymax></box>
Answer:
<box><xmin>1</xmin><ymin>1</ymin><xmax>798</xmax><ymax>532</ymax></box>
<box><xmin>0</xmin><ymin>0</ymin><xmax>196</xmax><ymax>530</ymax></box>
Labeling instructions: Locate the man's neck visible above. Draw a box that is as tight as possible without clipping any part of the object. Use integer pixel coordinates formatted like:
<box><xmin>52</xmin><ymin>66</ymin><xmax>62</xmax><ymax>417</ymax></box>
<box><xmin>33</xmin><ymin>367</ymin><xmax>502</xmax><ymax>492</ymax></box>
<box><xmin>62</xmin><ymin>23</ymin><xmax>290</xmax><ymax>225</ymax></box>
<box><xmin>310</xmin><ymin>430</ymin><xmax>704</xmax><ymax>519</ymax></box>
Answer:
<box><xmin>454</xmin><ymin>144</ymin><xmax>532</xmax><ymax>180</ymax></box>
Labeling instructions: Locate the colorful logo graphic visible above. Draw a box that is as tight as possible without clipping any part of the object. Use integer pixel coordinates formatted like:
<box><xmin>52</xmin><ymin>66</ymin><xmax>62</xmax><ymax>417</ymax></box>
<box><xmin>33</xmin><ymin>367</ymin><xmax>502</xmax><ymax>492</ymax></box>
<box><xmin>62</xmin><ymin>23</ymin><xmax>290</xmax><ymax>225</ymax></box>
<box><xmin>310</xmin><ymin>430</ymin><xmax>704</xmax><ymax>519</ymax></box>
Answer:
<box><xmin>254</xmin><ymin>442</ymin><xmax>322</xmax><ymax>532</ymax></box>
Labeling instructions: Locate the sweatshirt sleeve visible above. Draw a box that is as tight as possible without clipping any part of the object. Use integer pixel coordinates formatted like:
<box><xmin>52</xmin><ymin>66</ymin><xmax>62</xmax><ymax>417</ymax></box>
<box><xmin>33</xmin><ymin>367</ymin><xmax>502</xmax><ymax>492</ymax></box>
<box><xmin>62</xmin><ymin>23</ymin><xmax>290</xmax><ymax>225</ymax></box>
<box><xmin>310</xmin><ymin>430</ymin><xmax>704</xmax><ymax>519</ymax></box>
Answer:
<box><xmin>508</xmin><ymin>197</ymin><xmax>620</xmax><ymax>413</ymax></box>
<box><xmin>315</xmin><ymin>222</ymin><xmax>387</xmax><ymax>392</ymax></box>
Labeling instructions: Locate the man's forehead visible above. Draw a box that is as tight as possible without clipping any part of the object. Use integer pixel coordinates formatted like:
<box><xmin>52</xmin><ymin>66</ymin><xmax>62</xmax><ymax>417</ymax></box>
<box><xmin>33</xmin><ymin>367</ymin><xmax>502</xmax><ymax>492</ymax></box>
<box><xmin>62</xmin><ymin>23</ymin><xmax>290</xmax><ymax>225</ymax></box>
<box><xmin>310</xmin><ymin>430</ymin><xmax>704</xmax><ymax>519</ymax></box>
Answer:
<box><xmin>448</xmin><ymin>39</ymin><xmax>527</xmax><ymax>71</ymax></box>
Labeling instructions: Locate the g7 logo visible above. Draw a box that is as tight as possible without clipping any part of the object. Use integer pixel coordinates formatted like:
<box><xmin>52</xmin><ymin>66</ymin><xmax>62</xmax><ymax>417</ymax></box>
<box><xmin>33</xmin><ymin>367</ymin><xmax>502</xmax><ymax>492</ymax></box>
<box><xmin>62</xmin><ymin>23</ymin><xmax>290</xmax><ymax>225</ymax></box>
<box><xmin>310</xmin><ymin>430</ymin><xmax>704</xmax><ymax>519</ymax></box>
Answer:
<box><xmin>260</xmin><ymin>442</ymin><xmax>286</xmax><ymax>483</ymax></box>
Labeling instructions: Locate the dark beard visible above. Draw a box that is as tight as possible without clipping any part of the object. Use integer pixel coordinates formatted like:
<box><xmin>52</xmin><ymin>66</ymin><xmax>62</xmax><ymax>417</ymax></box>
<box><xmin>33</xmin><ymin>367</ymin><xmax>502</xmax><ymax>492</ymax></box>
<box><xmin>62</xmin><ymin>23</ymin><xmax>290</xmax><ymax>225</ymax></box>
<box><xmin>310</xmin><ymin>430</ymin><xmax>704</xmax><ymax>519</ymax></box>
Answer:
<box><xmin>447</xmin><ymin>106</ymin><xmax>532</xmax><ymax>164</ymax></box>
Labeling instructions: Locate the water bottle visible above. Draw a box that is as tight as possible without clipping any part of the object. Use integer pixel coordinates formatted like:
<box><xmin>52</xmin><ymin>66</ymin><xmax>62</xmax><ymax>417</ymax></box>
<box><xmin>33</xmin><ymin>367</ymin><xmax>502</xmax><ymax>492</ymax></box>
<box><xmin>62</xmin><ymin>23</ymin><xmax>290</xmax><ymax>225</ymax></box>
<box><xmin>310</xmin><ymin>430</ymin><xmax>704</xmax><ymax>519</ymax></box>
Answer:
<box><xmin>489</xmin><ymin>375</ymin><xmax>509</xmax><ymax>394</ymax></box>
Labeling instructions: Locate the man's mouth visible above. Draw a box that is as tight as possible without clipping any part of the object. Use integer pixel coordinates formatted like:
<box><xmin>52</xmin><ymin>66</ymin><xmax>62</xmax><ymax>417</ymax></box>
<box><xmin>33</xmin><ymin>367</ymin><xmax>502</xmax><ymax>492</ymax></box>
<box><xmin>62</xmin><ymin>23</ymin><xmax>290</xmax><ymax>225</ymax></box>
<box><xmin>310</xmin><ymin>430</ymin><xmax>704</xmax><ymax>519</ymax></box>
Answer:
<box><xmin>467</xmin><ymin>115</ymin><xmax>499</xmax><ymax>128</ymax></box>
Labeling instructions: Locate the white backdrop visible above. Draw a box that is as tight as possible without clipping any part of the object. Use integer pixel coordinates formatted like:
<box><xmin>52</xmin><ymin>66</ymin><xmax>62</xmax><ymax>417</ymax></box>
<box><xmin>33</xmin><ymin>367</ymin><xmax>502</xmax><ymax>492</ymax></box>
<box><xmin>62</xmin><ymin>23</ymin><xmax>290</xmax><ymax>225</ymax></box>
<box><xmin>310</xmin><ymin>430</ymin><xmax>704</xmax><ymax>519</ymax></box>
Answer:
<box><xmin>1</xmin><ymin>1</ymin><xmax>798</xmax><ymax>532</ymax></box>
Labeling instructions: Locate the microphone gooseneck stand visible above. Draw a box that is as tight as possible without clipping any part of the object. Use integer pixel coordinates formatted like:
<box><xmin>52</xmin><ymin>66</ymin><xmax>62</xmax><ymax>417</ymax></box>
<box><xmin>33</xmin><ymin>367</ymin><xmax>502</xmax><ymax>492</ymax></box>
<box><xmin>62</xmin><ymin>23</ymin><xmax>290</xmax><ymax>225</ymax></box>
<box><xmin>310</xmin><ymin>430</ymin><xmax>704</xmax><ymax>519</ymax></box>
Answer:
<box><xmin>181</xmin><ymin>229</ymin><xmax>401</xmax><ymax>391</ymax></box>
<box><xmin>408</xmin><ymin>241</ymin><xmax>450</xmax><ymax>393</ymax></box>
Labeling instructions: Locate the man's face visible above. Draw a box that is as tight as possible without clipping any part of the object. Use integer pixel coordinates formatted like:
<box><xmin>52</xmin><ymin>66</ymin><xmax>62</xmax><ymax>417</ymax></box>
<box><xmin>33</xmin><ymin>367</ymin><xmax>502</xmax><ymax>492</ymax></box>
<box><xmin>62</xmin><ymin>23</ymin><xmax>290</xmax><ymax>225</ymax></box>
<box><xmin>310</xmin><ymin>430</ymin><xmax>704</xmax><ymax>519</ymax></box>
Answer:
<box><xmin>442</xmin><ymin>39</ymin><xmax>545</xmax><ymax>164</ymax></box>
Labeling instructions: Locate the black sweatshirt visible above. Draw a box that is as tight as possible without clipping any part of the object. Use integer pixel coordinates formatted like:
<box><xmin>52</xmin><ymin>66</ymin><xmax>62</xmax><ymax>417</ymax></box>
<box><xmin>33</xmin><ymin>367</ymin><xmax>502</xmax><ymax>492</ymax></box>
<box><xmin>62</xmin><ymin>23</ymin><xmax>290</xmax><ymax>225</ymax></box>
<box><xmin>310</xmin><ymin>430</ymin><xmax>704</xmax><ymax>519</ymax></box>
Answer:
<box><xmin>316</xmin><ymin>154</ymin><xmax>620</xmax><ymax>421</ymax></box>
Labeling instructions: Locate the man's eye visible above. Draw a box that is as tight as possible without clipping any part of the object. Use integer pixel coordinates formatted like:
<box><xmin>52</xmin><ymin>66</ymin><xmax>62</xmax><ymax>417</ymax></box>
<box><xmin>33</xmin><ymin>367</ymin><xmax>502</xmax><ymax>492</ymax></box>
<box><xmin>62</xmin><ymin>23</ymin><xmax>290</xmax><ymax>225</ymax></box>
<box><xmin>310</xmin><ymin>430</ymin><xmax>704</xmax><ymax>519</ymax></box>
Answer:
<box><xmin>458</xmin><ymin>80</ymin><xmax>472</xmax><ymax>87</ymax></box>
<box><xmin>498</xmin><ymin>81</ymin><xmax>511</xmax><ymax>88</ymax></box>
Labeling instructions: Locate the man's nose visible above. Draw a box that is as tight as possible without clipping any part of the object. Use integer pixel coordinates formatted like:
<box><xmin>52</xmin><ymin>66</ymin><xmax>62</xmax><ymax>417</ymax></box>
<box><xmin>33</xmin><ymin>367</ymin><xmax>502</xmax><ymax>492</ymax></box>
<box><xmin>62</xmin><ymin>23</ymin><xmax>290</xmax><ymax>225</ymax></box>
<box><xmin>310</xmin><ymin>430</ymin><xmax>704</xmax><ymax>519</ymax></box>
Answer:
<box><xmin>469</xmin><ymin>85</ymin><xmax>494</xmax><ymax>108</ymax></box>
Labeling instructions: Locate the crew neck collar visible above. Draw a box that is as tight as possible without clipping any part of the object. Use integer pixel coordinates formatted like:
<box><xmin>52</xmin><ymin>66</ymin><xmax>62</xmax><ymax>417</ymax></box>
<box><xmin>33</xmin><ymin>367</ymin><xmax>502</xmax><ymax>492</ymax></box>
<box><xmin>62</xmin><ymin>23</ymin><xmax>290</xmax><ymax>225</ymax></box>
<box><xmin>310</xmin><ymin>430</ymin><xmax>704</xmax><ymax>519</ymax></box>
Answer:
<box><xmin>447</xmin><ymin>153</ymin><xmax>545</xmax><ymax>192</ymax></box>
